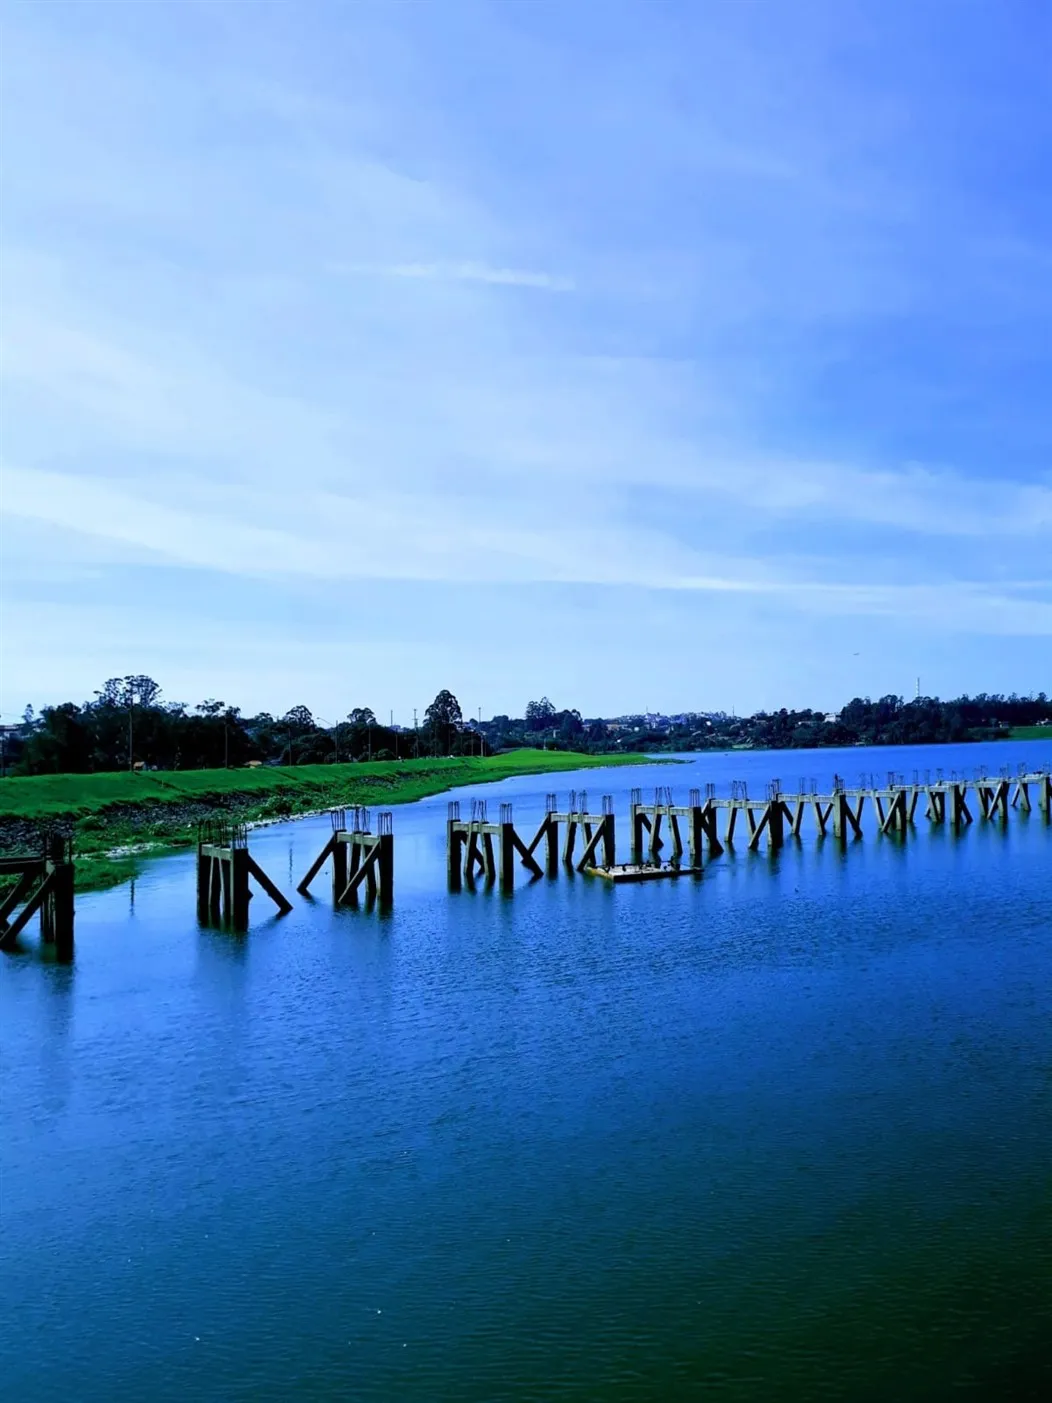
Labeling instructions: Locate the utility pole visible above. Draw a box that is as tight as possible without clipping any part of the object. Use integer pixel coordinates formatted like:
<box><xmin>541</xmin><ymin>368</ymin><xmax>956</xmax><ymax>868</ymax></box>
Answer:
<box><xmin>224</xmin><ymin>718</ymin><xmax>229</xmax><ymax>769</ymax></box>
<box><xmin>413</xmin><ymin>708</ymin><xmax>418</xmax><ymax>760</ymax></box>
<box><xmin>127</xmin><ymin>680</ymin><xmax>136</xmax><ymax>772</ymax></box>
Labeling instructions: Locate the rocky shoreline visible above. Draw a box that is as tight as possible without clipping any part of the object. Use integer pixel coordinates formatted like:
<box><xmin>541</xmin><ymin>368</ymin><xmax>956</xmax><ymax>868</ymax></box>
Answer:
<box><xmin>0</xmin><ymin>792</ymin><xmax>277</xmax><ymax>858</ymax></box>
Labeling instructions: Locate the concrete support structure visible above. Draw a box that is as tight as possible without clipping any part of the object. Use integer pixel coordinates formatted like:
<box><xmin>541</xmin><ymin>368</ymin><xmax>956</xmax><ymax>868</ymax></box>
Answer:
<box><xmin>448</xmin><ymin>800</ymin><xmax>543</xmax><ymax>892</ymax></box>
<box><xmin>0</xmin><ymin>833</ymin><xmax>75</xmax><ymax>958</ymax></box>
<box><xmin>198</xmin><ymin>821</ymin><xmax>292</xmax><ymax>929</ymax></box>
<box><xmin>299</xmin><ymin>807</ymin><xmax>395</xmax><ymax>908</ymax></box>
<box><xmin>976</xmin><ymin>777</ymin><xmax>1010</xmax><ymax>821</ymax></box>
<box><xmin>629</xmin><ymin>787</ymin><xmax>714</xmax><ymax>866</ymax></box>
<box><xmin>535</xmin><ymin>791</ymin><xmax>616</xmax><ymax>873</ymax></box>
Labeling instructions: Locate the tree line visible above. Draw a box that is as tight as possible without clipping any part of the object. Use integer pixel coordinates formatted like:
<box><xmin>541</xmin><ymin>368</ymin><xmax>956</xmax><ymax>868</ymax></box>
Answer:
<box><xmin>2</xmin><ymin>679</ymin><xmax>487</xmax><ymax>776</ymax></box>
<box><xmin>481</xmin><ymin>692</ymin><xmax>1049</xmax><ymax>753</ymax></box>
<box><xmin>1</xmin><ymin>683</ymin><xmax>1047</xmax><ymax>777</ymax></box>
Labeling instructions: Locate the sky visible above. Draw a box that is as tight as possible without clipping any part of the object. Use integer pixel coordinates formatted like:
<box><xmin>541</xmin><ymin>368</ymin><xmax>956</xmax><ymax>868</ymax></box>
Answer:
<box><xmin>1</xmin><ymin>0</ymin><xmax>1049</xmax><ymax>725</ymax></box>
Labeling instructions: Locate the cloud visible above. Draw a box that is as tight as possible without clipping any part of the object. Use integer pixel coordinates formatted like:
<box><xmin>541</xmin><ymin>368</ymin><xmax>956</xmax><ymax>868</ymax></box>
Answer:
<box><xmin>1</xmin><ymin>0</ymin><xmax>1049</xmax><ymax>710</ymax></box>
<box><xmin>5</xmin><ymin>463</ymin><xmax>1049</xmax><ymax>638</ymax></box>
<box><xmin>337</xmin><ymin>260</ymin><xmax>575</xmax><ymax>291</ymax></box>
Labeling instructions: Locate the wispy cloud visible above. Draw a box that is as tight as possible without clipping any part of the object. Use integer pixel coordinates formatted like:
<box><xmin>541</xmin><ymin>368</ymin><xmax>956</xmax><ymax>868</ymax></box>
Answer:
<box><xmin>5</xmin><ymin>463</ymin><xmax>1049</xmax><ymax>641</ymax></box>
<box><xmin>1</xmin><ymin>0</ymin><xmax>1049</xmax><ymax>713</ymax></box>
<box><xmin>337</xmin><ymin>260</ymin><xmax>575</xmax><ymax>291</ymax></box>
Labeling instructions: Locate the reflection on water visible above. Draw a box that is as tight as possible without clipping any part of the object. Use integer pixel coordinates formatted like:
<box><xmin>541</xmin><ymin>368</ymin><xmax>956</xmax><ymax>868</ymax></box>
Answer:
<box><xmin>2</xmin><ymin>742</ymin><xmax>1051</xmax><ymax>1402</ymax></box>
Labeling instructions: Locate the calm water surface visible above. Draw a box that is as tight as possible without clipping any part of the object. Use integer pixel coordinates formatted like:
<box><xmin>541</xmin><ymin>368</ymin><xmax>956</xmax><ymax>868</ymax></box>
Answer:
<box><xmin>2</xmin><ymin>743</ymin><xmax>1051</xmax><ymax>1401</ymax></box>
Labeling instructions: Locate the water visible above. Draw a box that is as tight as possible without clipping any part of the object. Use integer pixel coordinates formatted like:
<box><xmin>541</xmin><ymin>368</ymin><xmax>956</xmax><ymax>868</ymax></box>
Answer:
<box><xmin>3</xmin><ymin>742</ymin><xmax>1050</xmax><ymax>1401</ymax></box>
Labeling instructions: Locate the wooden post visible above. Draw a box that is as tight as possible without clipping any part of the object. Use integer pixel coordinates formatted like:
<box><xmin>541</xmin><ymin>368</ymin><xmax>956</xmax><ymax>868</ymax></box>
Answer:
<box><xmin>447</xmin><ymin>820</ymin><xmax>464</xmax><ymax>888</ymax></box>
<box><xmin>702</xmin><ymin>804</ymin><xmax>723</xmax><ymax>857</ymax></box>
<box><xmin>483</xmin><ymin>831</ymin><xmax>497</xmax><ymax>883</ymax></box>
<box><xmin>377</xmin><ymin>832</ymin><xmax>394</xmax><ymax>904</ymax></box>
<box><xmin>689</xmin><ymin>807</ymin><xmax>703</xmax><ymax>866</ymax></box>
<box><xmin>767</xmin><ymin>801</ymin><xmax>785</xmax><ymax>848</ymax></box>
<box><xmin>209</xmin><ymin>854</ymin><xmax>222</xmax><ymax>921</ymax></box>
<box><xmin>602</xmin><ymin>813</ymin><xmax>616</xmax><ymax>868</ymax></box>
<box><xmin>500</xmin><ymin>823</ymin><xmax>515</xmax><ymax>890</ymax></box>
<box><xmin>220</xmin><ymin>853</ymin><xmax>233</xmax><ymax>921</ymax></box>
<box><xmin>332</xmin><ymin>837</ymin><xmax>348</xmax><ymax>904</ymax></box>
<box><xmin>50</xmin><ymin>860</ymin><xmax>75</xmax><ymax>960</ymax></box>
<box><xmin>231</xmin><ymin>848</ymin><xmax>250</xmax><ymax>930</ymax></box>
<box><xmin>41</xmin><ymin>872</ymin><xmax>55</xmax><ymax>945</ymax></box>
<box><xmin>631</xmin><ymin>803</ymin><xmax>642</xmax><ymax>863</ymax></box>
<box><xmin>197</xmin><ymin>847</ymin><xmax>210</xmax><ymax>922</ymax></box>
<box><xmin>950</xmin><ymin>783</ymin><xmax>972</xmax><ymax>826</ymax></box>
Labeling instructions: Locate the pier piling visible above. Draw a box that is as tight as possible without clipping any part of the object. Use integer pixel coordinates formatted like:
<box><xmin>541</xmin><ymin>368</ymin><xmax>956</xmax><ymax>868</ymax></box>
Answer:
<box><xmin>198</xmin><ymin>821</ymin><xmax>292</xmax><ymax>928</ymax></box>
<box><xmin>0</xmin><ymin>832</ymin><xmax>75</xmax><ymax>958</ymax></box>
<box><xmin>299</xmin><ymin>808</ymin><xmax>394</xmax><ymax>908</ymax></box>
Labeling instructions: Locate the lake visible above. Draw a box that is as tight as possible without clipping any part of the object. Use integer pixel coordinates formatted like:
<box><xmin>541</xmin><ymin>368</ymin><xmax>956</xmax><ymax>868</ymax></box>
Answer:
<box><xmin>2</xmin><ymin>741</ymin><xmax>1050</xmax><ymax>1401</ymax></box>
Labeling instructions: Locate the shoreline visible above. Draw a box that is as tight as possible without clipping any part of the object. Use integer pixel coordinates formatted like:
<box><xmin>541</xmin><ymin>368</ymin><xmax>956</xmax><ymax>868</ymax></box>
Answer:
<box><xmin>0</xmin><ymin>752</ymin><xmax>664</xmax><ymax>894</ymax></box>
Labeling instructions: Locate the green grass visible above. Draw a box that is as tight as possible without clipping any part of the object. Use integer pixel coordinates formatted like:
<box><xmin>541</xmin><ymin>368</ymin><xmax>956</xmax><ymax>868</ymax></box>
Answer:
<box><xmin>0</xmin><ymin>751</ymin><xmax>653</xmax><ymax>821</ymax></box>
<box><xmin>1005</xmin><ymin>726</ymin><xmax>1052</xmax><ymax>741</ymax></box>
<box><xmin>0</xmin><ymin>751</ymin><xmax>660</xmax><ymax>892</ymax></box>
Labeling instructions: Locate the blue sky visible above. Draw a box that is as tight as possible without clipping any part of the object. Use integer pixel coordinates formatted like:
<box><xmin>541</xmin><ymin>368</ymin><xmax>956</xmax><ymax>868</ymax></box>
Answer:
<box><xmin>1</xmin><ymin>0</ymin><xmax>1049</xmax><ymax>724</ymax></box>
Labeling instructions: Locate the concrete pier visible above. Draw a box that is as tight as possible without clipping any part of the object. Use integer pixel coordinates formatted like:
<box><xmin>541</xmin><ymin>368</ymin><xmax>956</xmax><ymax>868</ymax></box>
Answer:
<box><xmin>198</xmin><ymin>821</ymin><xmax>292</xmax><ymax>929</ymax></box>
<box><xmin>299</xmin><ymin>807</ymin><xmax>395</xmax><ymax>908</ymax></box>
<box><xmin>0</xmin><ymin>832</ymin><xmax>75</xmax><ymax>958</ymax></box>
<box><xmin>447</xmin><ymin>800</ymin><xmax>543</xmax><ymax>891</ymax></box>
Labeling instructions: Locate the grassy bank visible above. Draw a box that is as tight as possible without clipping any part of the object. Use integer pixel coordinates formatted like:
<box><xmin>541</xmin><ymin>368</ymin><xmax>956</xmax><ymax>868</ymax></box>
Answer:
<box><xmin>0</xmin><ymin>751</ymin><xmax>656</xmax><ymax>892</ymax></box>
<box><xmin>1006</xmin><ymin>726</ymin><xmax>1052</xmax><ymax>741</ymax></box>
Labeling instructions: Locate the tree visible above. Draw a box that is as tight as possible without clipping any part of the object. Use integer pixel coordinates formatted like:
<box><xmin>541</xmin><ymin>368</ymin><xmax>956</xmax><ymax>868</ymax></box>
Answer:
<box><xmin>424</xmin><ymin>689</ymin><xmax>463</xmax><ymax>755</ymax></box>
<box><xmin>347</xmin><ymin>707</ymin><xmax>377</xmax><ymax>728</ymax></box>
<box><xmin>280</xmin><ymin>705</ymin><xmax>316</xmax><ymax>764</ymax></box>
<box><xmin>16</xmin><ymin>703</ymin><xmax>92</xmax><ymax>774</ymax></box>
<box><xmin>525</xmin><ymin>697</ymin><xmax>557</xmax><ymax>731</ymax></box>
<box><xmin>125</xmin><ymin>675</ymin><xmax>161</xmax><ymax>709</ymax></box>
<box><xmin>557</xmin><ymin>708</ymin><xmax>584</xmax><ymax>741</ymax></box>
<box><xmin>283</xmin><ymin>705</ymin><xmax>316</xmax><ymax>730</ymax></box>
